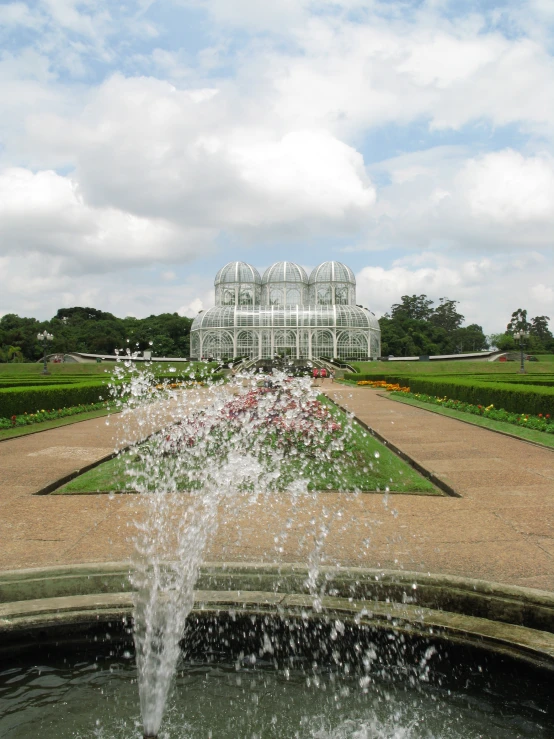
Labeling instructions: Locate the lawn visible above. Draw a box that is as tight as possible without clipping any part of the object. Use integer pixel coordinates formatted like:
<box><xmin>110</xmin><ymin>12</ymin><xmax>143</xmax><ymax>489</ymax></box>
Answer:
<box><xmin>0</xmin><ymin>360</ymin><xmax>215</xmax><ymax>376</ymax></box>
<box><xmin>0</xmin><ymin>407</ymin><xmax>113</xmax><ymax>441</ymax></box>
<box><xmin>53</xmin><ymin>397</ymin><xmax>440</xmax><ymax>496</ymax></box>
<box><xmin>351</xmin><ymin>357</ymin><xmax>554</xmax><ymax>376</ymax></box>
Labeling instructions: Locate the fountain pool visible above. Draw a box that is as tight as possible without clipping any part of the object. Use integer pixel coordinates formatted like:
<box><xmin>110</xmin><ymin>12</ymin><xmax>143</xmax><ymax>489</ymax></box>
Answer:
<box><xmin>1</xmin><ymin>564</ymin><xmax>554</xmax><ymax>739</ymax></box>
<box><xmin>1</xmin><ymin>607</ymin><xmax>553</xmax><ymax>739</ymax></box>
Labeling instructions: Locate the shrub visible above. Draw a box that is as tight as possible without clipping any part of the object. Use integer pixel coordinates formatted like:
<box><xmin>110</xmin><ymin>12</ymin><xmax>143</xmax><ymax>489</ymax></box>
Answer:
<box><xmin>406</xmin><ymin>377</ymin><xmax>554</xmax><ymax>416</ymax></box>
<box><xmin>0</xmin><ymin>382</ymin><xmax>107</xmax><ymax>417</ymax></box>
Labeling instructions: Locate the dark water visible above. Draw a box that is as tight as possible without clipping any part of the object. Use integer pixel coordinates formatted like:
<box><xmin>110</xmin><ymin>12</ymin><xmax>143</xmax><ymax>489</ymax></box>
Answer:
<box><xmin>1</xmin><ymin>616</ymin><xmax>552</xmax><ymax>739</ymax></box>
<box><xmin>1</xmin><ymin>655</ymin><xmax>552</xmax><ymax>738</ymax></box>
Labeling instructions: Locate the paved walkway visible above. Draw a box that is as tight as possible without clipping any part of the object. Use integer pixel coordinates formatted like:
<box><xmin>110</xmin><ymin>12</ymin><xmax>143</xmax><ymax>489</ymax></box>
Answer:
<box><xmin>1</xmin><ymin>383</ymin><xmax>553</xmax><ymax>592</ymax></box>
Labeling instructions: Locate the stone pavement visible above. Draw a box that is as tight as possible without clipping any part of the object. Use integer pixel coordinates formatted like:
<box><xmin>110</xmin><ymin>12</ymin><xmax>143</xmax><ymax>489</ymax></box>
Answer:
<box><xmin>0</xmin><ymin>383</ymin><xmax>553</xmax><ymax>593</ymax></box>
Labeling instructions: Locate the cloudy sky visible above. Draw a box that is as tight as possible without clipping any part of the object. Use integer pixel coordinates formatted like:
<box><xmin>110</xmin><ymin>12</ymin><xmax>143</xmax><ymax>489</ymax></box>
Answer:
<box><xmin>0</xmin><ymin>0</ymin><xmax>553</xmax><ymax>334</ymax></box>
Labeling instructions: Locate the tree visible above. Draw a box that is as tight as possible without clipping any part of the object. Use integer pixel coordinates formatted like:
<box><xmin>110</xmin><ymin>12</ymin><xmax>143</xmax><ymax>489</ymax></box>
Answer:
<box><xmin>430</xmin><ymin>298</ymin><xmax>464</xmax><ymax>332</ymax></box>
<box><xmin>489</xmin><ymin>333</ymin><xmax>516</xmax><ymax>351</ymax></box>
<box><xmin>507</xmin><ymin>308</ymin><xmax>531</xmax><ymax>334</ymax></box>
<box><xmin>0</xmin><ymin>307</ymin><xmax>195</xmax><ymax>361</ymax></box>
<box><xmin>7</xmin><ymin>345</ymin><xmax>24</xmax><ymax>362</ymax></box>
<box><xmin>451</xmin><ymin>325</ymin><xmax>488</xmax><ymax>353</ymax></box>
<box><xmin>530</xmin><ymin>315</ymin><xmax>553</xmax><ymax>344</ymax></box>
<box><xmin>497</xmin><ymin>311</ymin><xmax>553</xmax><ymax>354</ymax></box>
<box><xmin>390</xmin><ymin>295</ymin><xmax>434</xmax><ymax>322</ymax></box>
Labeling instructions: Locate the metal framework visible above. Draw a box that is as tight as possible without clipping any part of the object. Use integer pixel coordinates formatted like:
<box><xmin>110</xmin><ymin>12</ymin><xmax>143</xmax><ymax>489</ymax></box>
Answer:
<box><xmin>191</xmin><ymin>261</ymin><xmax>381</xmax><ymax>360</ymax></box>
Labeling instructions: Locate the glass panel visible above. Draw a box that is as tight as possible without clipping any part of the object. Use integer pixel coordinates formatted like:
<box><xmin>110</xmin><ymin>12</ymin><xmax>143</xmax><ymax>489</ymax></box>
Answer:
<box><xmin>337</xmin><ymin>332</ymin><xmax>368</xmax><ymax>360</ymax></box>
<box><xmin>370</xmin><ymin>334</ymin><xmax>381</xmax><ymax>358</ymax></box>
<box><xmin>286</xmin><ymin>288</ymin><xmax>300</xmax><ymax>306</ymax></box>
<box><xmin>237</xmin><ymin>330</ymin><xmax>257</xmax><ymax>359</ymax></box>
<box><xmin>270</xmin><ymin>289</ymin><xmax>283</xmax><ymax>306</ymax></box>
<box><xmin>335</xmin><ymin>286</ymin><xmax>348</xmax><ymax>305</ymax></box>
<box><xmin>202</xmin><ymin>331</ymin><xmax>234</xmax><ymax>360</ymax></box>
<box><xmin>312</xmin><ymin>330</ymin><xmax>333</xmax><ymax>358</ymax></box>
<box><xmin>317</xmin><ymin>287</ymin><xmax>332</xmax><ymax>305</ymax></box>
<box><xmin>238</xmin><ymin>289</ymin><xmax>253</xmax><ymax>306</ymax></box>
<box><xmin>223</xmin><ymin>289</ymin><xmax>235</xmax><ymax>306</ymax></box>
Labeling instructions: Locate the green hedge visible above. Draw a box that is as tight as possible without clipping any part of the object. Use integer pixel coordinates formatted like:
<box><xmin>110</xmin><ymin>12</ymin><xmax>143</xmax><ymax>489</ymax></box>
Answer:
<box><xmin>407</xmin><ymin>377</ymin><xmax>554</xmax><ymax>416</ymax></box>
<box><xmin>0</xmin><ymin>378</ymin><xmax>87</xmax><ymax>388</ymax></box>
<box><xmin>347</xmin><ymin>373</ymin><xmax>409</xmax><ymax>384</ymax></box>
<box><xmin>153</xmin><ymin>372</ymin><xmax>225</xmax><ymax>384</ymax></box>
<box><xmin>348</xmin><ymin>373</ymin><xmax>554</xmax><ymax>415</ymax></box>
<box><xmin>0</xmin><ymin>382</ymin><xmax>106</xmax><ymax>417</ymax></box>
<box><xmin>472</xmin><ymin>376</ymin><xmax>554</xmax><ymax>387</ymax></box>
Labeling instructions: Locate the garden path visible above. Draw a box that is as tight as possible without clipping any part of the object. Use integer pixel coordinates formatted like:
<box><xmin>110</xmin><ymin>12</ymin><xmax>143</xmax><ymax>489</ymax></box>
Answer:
<box><xmin>0</xmin><ymin>382</ymin><xmax>552</xmax><ymax>593</ymax></box>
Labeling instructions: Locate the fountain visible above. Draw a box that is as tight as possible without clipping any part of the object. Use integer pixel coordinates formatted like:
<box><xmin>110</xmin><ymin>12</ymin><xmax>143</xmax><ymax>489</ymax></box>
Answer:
<box><xmin>112</xmin><ymin>361</ymin><xmax>358</xmax><ymax>737</ymax></box>
<box><xmin>1</xmin><ymin>360</ymin><xmax>554</xmax><ymax>738</ymax></box>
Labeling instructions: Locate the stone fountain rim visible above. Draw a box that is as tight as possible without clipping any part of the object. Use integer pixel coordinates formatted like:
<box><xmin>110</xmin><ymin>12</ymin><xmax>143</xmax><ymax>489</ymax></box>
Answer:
<box><xmin>1</xmin><ymin>562</ymin><xmax>554</xmax><ymax>672</ymax></box>
<box><xmin>1</xmin><ymin>561</ymin><xmax>553</xmax><ymax>606</ymax></box>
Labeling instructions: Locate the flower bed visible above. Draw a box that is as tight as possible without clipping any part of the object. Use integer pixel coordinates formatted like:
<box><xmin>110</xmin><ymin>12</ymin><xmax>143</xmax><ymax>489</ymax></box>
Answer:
<box><xmin>162</xmin><ymin>386</ymin><xmax>343</xmax><ymax>459</ymax></box>
<box><xmin>357</xmin><ymin>379</ymin><xmax>411</xmax><ymax>393</ymax></box>
<box><xmin>0</xmin><ymin>401</ymin><xmax>107</xmax><ymax>429</ymax></box>
<box><xmin>391</xmin><ymin>391</ymin><xmax>554</xmax><ymax>434</ymax></box>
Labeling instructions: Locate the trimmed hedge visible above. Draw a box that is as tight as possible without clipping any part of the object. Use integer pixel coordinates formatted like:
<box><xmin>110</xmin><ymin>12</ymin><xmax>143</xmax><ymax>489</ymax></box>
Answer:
<box><xmin>407</xmin><ymin>377</ymin><xmax>554</xmax><ymax>416</ymax></box>
<box><xmin>348</xmin><ymin>372</ymin><xmax>554</xmax><ymax>415</ymax></box>
<box><xmin>0</xmin><ymin>382</ymin><xmax>106</xmax><ymax>417</ymax></box>
<box><xmin>347</xmin><ymin>373</ymin><xmax>409</xmax><ymax>384</ymax></box>
<box><xmin>473</xmin><ymin>376</ymin><xmax>554</xmax><ymax>387</ymax></box>
<box><xmin>0</xmin><ymin>372</ymin><xmax>226</xmax><ymax>417</ymax></box>
<box><xmin>0</xmin><ymin>378</ymin><xmax>87</xmax><ymax>388</ymax></box>
<box><xmin>154</xmin><ymin>372</ymin><xmax>224</xmax><ymax>384</ymax></box>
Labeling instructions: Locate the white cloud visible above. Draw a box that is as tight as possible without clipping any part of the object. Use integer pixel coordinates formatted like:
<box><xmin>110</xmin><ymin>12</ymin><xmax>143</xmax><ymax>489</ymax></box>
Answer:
<box><xmin>0</xmin><ymin>167</ymin><xmax>213</xmax><ymax>271</ymax></box>
<box><xmin>531</xmin><ymin>283</ymin><xmax>554</xmax><ymax>306</ymax></box>
<box><xmin>178</xmin><ymin>297</ymin><xmax>204</xmax><ymax>316</ymax></box>
<box><xmin>460</xmin><ymin>150</ymin><xmax>554</xmax><ymax>223</ymax></box>
<box><xmin>23</xmin><ymin>75</ymin><xmax>375</xmax><ymax>238</ymax></box>
<box><xmin>356</xmin><ymin>251</ymin><xmax>554</xmax><ymax>333</ymax></box>
<box><xmin>364</xmin><ymin>147</ymin><xmax>554</xmax><ymax>253</ymax></box>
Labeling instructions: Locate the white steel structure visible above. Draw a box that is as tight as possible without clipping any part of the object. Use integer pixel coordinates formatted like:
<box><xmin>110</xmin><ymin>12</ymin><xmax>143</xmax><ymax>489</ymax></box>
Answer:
<box><xmin>191</xmin><ymin>260</ymin><xmax>381</xmax><ymax>360</ymax></box>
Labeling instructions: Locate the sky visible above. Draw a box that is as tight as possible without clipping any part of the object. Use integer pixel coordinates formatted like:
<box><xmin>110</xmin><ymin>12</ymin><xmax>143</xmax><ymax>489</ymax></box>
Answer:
<box><xmin>0</xmin><ymin>0</ymin><xmax>553</xmax><ymax>335</ymax></box>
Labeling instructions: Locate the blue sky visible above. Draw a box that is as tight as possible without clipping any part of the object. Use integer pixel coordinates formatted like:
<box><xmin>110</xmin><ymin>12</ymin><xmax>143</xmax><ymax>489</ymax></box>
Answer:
<box><xmin>0</xmin><ymin>0</ymin><xmax>553</xmax><ymax>333</ymax></box>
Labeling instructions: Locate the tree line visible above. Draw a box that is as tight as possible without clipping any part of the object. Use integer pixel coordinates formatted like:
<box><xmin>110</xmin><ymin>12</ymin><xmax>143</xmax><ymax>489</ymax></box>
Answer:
<box><xmin>379</xmin><ymin>295</ymin><xmax>488</xmax><ymax>357</ymax></box>
<box><xmin>0</xmin><ymin>307</ymin><xmax>193</xmax><ymax>362</ymax></box>
<box><xmin>0</xmin><ymin>300</ymin><xmax>552</xmax><ymax>362</ymax></box>
<box><xmin>379</xmin><ymin>296</ymin><xmax>553</xmax><ymax>357</ymax></box>
<box><xmin>490</xmin><ymin>309</ymin><xmax>554</xmax><ymax>354</ymax></box>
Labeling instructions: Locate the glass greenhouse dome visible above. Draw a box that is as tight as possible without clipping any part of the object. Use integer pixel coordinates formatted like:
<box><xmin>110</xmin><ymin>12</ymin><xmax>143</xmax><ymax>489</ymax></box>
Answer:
<box><xmin>191</xmin><ymin>260</ymin><xmax>381</xmax><ymax>361</ymax></box>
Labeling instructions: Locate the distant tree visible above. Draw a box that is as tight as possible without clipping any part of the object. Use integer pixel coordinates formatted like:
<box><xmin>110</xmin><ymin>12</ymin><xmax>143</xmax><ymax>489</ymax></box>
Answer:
<box><xmin>451</xmin><ymin>324</ymin><xmax>488</xmax><ymax>353</ymax></box>
<box><xmin>530</xmin><ymin>315</ymin><xmax>553</xmax><ymax>344</ymax></box>
<box><xmin>7</xmin><ymin>345</ymin><xmax>24</xmax><ymax>362</ymax></box>
<box><xmin>390</xmin><ymin>295</ymin><xmax>434</xmax><ymax>322</ymax></box>
<box><xmin>496</xmin><ymin>311</ymin><xmax>553</xmax><ymax>354</ymax></box>
<box><xmin>430</xmin><ymin>298</ymin><xmax>464</xmax><ymax>333</ymax></box>
<box><xmin>489</xmin><ymin>333</ymin><xmax>516</xmax><ymax>351</ymax></box>
<box><xmin>506</xmin><ymin>308</ymin><xmax>531</xmax><ymax>334</ymax></box>
<box><xmin>0</xmin><ymin>307</ymin><xmax>195</xmax><ymax>361</ymax></box>
<box><xmin>382</xmin><ymin>295</ymin><xmax>483</xmax><ymax>357</ymax></box>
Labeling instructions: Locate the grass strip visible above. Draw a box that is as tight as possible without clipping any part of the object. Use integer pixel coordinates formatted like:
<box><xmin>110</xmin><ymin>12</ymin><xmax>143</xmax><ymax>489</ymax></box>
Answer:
<box><xmin>386</xmin><ymin>392</ymin><xmax>554</xmax><ymax>450</ymax></box>
<box><xmin>53</xmin><ymin>401</ymin><xmax>441</xmax><ymax>496</ymax></box>
<box><xmin>0</xmin><ymin>407</ymin><xmax>113</xmax><ymax>442</ymax></box>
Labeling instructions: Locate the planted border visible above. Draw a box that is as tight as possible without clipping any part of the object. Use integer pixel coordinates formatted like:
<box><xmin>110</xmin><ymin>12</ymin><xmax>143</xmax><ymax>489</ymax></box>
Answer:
<box><xmin>0</xmin><ymin>382</ymin><xmax>106</xmax><ymax>418</ymax></box>
<box><xmin>406</xmin><ymin>378</ymin><xmax>554</xmax><ymax>416</ymax></box>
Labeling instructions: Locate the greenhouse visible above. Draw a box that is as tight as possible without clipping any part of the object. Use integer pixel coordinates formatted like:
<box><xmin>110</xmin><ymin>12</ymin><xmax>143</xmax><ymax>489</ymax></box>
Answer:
<box><xmin>190</xmin><ymin>260</ymin><xmax>381</xmax><ymax>361</ymax></box>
